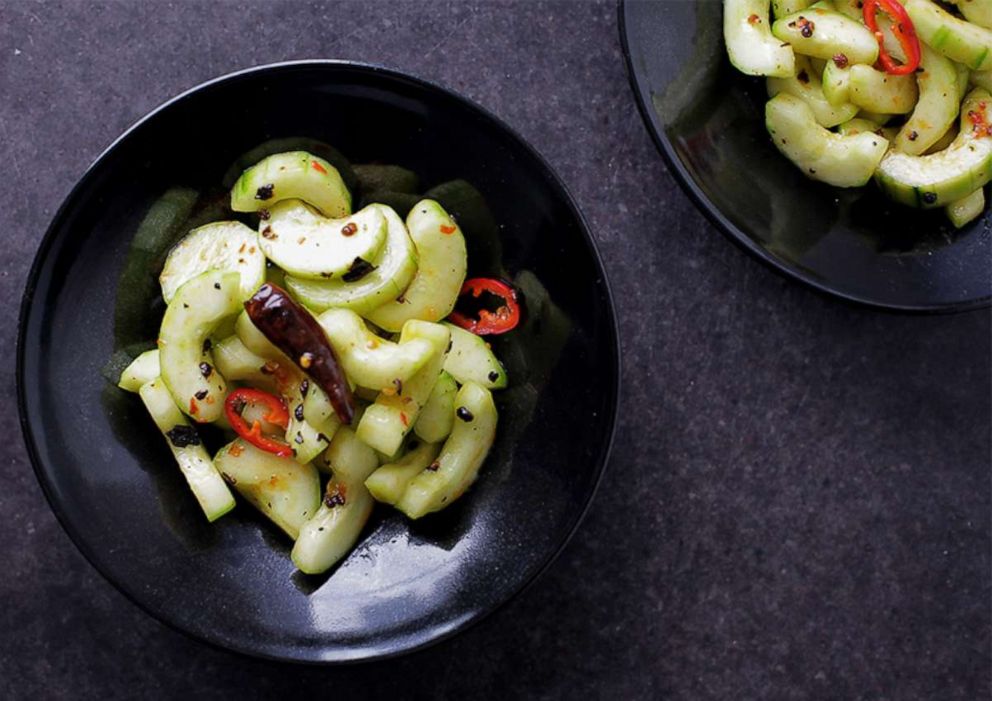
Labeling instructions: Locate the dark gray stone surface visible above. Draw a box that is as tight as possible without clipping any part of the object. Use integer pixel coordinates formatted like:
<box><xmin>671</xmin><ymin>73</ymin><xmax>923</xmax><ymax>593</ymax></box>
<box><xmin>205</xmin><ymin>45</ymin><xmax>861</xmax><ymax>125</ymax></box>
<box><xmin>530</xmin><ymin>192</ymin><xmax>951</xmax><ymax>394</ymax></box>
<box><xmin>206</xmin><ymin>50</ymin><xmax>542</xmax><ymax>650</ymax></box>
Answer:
<box><xmin>1</xmin><ymin>1</ymin><xmax>988</xmax><ymax>698</ymax></box>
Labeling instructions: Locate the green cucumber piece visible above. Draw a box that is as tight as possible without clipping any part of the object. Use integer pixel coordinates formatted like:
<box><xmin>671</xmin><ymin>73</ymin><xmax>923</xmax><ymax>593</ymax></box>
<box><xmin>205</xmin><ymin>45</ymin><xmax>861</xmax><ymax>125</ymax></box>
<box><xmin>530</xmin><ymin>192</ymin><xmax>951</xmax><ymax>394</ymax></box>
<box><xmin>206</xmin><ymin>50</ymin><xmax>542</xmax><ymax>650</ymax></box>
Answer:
<box><xmin>925</xmin><ymin>123</ymin><xmax>960</xmax><ymax>154</ymax></box>
<box><xmin>366</xmin><ymin>200</ymin><xmax>468</xmax><ymax>332</ymax></box>
<box><xmin>291</xmin><ymin>445</ymin><xmax>378</xmax><ymax>574</ymax></box>
<box><xmin>365</xmin><ymin>440</ymin><xmax>441</xmax><ymax>505</ymax></box>
<box><xmin>286</xmin><ymin>396</ymin><xmax>338</xmax><ymax>465</ymax></box>
<box><xmin>767</xmin><ymin>55</ymin><xmax>859</xmax><ymax>127</ymax></box>
<box><xmin>319</xmin><ymin>426</ymin><xmax>379</xmax><ymax>481</ymax></box>
<box><xmin>876</xmin><ymin>88</ymin><xmax>992</xmax><ymax>207</ymax></box>
<box><xmin>395</xmin><ymin>382</ymin><xmax>497</xmax><ymax>519</ymax></box>
<box><xmin>766</xmin><ymin>93</ymin><xmax>889</xmax><ymax>186</ymax></box>
<box><xmin>821</xmin><ymin>59</ymin><xmax>852</xmax><ymax>107</ymax></box>
<box><xmin>159</xmin><ymin>271</ymin><xmax>241</xmax><ymax>423</ymax></box>
<box><xmin>160</xmin><ymin>221</ymin><xmax>265</xmax><ymax>303</ymax></box>
<box><xmin>222</xmin><ymin>138</ymin><xmax>357</xmax><ymax>195</ymax></box>
<box><xmin>725</xmin><ymin>0</ymin><xmax>795</xmax><ymax>77</ymax></box>
<box><xmin>830</xmin><ymin>0</ymin><xmax>860</xmax><ymax>18</ymax></box>
<box><xmin>285</xmin><ymin>204</ymin><xmax>417</xmax><ymax>314</ymax></box>
<box><xmin>259</xmin><ymin>201</ymin><xmax>387</xmax><ymax>280</ymax></box>
<box><xmin>442</xmin><ymin>323</ymin><xmax>508</xmax><ymax>390</ymax></box>
<box><xmin>211</xmin><ymin>335</ymin><xmax>272</xmax><ymax>388</ymax></box>
<box><xmin>957</xmin><ymin>62</ymin><xmax>972</xmax><ymax>99</ymax></box>
<box><xmin>414</xmin><ymin>371</ymin><xmax>458</xmax><ymax>443</ymax></box>
<box><xmin>118</xmin><ymin>350</ymin><xmax>160</xmax><ymax>392</ymax></box>
<box><xmin>773</xmin><ymin>0</ymin><xmax>813</xmax><ymax>18</ymax></box>
<box><xmin>972</xmin><ymin>69</ymin><xmax>992</xmax><ymax>92</ymax></box>
<box><xmin>214</xmin><ymin>439</ymin><xmax>321</xmax><ymax>540</ymax></box>
<box><xmin>896</xmin><ymin>45</ymin><xmax>960</xmax><ymax>155</ymax></box>
<box><xmin>953</xmin><ymin>0</ymin><xmax>992</xmax><ymax>30</ymax></box>
<box><xmin>357</xmin><ymin>321</ymin><xmax>450</xmax><ymax>456</ymax></box>
<box><xmin>316</xmin><ymin>308</ymin><xmax>435</xmax><ymax>390</ymax></box>
<box><xmin>139</xmin><ymin>378</ymin><xmax>235</xmax><ymax>522</ymax></box>
<box><xmin>231</xmin><ymin>151</ymin><xmax>352</xmax><ymax>218</ymax></box>
<box><xmin>848</xmin><ymin>64</ymin><xmax>919</xmax><ymax>114</ymax></box>
<box><xmin>946</xmin><ymin>187</ymin><xmax>986</xmax><ymax>226</ymax></box>
<box><xmin>423</xmin><ymin>179</ymin><xmax>504</xmax><ymax>274</ymax></box>
<box><xmin>857</xmin><ymin>110</ymin><xmax>895</xmax><ymax>125</ymax></box>
<box><xmin>906</xmin><ymin>0</ymin><xmax>992</xmax><ymax>70</ymax></box>
<box><xmin>772</xmin><ymin>7</ymin><xmax>878</xmax><ymax>65</ymax></box>
<box><xmin>353</xmin><ymin>164</ymin><xmax>420</xmax><ymax>195</ymax></box>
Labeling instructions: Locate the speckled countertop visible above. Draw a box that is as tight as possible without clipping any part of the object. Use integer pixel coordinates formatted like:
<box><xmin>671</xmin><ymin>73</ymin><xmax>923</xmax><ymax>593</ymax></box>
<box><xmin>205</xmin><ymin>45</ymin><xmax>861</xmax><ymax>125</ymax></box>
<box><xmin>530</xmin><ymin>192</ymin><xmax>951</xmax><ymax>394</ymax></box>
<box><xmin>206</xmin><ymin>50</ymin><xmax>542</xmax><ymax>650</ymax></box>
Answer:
<box><xmin>1</xmin><ymin>1</ymin><xmax>988</xmax><ymax>698</ymax></box>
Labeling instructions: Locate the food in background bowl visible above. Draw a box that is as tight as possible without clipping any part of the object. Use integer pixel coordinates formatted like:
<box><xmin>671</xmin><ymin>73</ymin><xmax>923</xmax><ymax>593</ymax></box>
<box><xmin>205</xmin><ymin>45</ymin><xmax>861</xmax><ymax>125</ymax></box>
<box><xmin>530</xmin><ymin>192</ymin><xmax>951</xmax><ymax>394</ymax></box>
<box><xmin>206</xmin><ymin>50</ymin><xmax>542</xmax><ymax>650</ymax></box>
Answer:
<box><xmin>724</xmin><ymin>0</ymin><xmax>992</xmax><ymax>227</ymax></box>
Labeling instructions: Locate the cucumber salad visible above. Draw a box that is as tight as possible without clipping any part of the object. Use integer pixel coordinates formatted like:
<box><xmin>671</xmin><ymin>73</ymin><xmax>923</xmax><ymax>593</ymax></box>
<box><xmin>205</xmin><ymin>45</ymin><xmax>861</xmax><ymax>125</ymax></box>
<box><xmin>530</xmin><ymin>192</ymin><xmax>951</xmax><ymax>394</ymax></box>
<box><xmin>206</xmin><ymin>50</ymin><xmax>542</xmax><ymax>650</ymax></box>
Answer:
<box><xmin>725</xmin><ymin>0</ymin><xmax>992</xmax><ymax>226</ymax></box>
<box><xmin>114</xmin><ymin>149</ymin><xmax>520</xmax><ymax>575</ymax></box>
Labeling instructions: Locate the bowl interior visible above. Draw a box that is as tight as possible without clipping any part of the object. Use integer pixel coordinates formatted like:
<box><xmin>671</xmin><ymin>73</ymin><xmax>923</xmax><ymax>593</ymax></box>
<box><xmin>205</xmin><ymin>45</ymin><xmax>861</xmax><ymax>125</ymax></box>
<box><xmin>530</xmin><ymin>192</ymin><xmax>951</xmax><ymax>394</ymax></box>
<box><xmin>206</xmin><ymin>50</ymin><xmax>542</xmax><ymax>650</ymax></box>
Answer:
<box><xmin>621</xmin><ymin>0</ymin><xmax>991</xmax><ymax>311</ymax></box>
<box><xmin>18</xmin><ymin>62</ymin><xmax>618</xmax><ymax>662</ymax></box>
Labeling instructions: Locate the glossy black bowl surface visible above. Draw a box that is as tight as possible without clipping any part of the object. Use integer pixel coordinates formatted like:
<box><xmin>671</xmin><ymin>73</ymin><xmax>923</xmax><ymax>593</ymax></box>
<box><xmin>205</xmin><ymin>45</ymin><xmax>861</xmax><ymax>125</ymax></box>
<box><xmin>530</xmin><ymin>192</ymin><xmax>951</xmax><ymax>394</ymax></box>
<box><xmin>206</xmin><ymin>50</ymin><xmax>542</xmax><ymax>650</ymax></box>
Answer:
<box><xmin>620</xmin><ymin>0</ymin><xmax>991</xmax><ymax>312</ymax></box>
<box><xmin>17</xmin><ymin>61</ymin><xmax>619</xmax><ymax>663</ymax></box>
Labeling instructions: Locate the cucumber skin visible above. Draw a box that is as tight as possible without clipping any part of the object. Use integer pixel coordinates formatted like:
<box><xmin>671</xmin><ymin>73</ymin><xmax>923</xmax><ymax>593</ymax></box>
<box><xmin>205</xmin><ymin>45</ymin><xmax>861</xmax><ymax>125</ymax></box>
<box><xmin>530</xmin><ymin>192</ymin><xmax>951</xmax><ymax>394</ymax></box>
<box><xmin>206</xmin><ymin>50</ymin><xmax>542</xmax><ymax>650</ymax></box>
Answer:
<box><xmin>396</xmin><ymin>382</ymin><xmax>498</xmax><ymax>519</ymax></box>
<box><xmin>159</xmin><ymin>271</ymin><xmax>242</xmax><ymax>423</ymax></box>
<box><xmin>284</xmin><ymin>204</ymin><xmax>417</xmax><ymax>314</ymax></box>
<box><xmin>906</xmin><ymin>0</ymin><xmax>992</xmax><ymax>71</ymax></box>
<box><xmin>946</xmin><ymin>187</ymin><xmax>986</xmax><ymax>226</ymax></box>
<box><xmin>875</xmin><ymin>88</ymin><xmax>992</xmax><ymax>207</ymax></box>
<box><xmin>895</xmin><ymin>45</ymin><xmax>960</xmax><ymax>155</ymax></box>
<box><xmin>725</xmin><ymin>0</ymin><xmax>796</xmax><ymax>78</ymax></box>
<box><xmin>442</xmin><ymin>323</ymin><xmax>508</xmax><ymax>390</ymax></box>
<box><xmin>765</xmin><ymin>93</ymin><xmax>889</xmax><ymax>187</ymax></box>
<box><xmin>365</xmin><ymin>200</ymin><xmax>468</xmax><ymax>332</ymax></box>
<box><xmin>118</xmin><ymin>350</ymin><xmax>160</xmax><ymax>392</ymax></box>
<box><xmin>767</xmin><ymin>56</ymin><xmax>859</xmax><ymax>127</ymax></box>
<box><xmin>231</xmin><ymin>151</ymin><xmax>352</xmax><ymax>218</ymax></box>
<box><xmin>365</xmin><ymin>441</ymin><xmax>441</xmax><ymax>505</ymax></box>
<box><xmin>139</xmin><ymin>379</ymin><xmax>235</xmax><ymax>522</ymax></box>
<box><xmin>414</xmin><ymin>371</ymin><xmax>458</xmax><ymax>444</ymax></box>
<box><xmin>771</xmin><ymin>8</ymin><xmax>879</xmax><ymax>65</ymax></box>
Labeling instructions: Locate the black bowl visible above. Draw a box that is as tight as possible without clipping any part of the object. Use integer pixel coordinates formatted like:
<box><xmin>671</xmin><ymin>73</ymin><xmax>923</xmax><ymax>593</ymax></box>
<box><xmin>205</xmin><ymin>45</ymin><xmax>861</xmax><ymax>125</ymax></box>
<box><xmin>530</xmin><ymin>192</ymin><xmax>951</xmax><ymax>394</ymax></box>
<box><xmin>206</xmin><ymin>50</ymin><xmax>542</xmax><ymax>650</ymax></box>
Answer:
<box><xmin>620</xmin><ymin>0</ymin><xmax>991</xmax><ymax>312</ymax></box>
<box><xmin>17</xmin><ymin>61</ymin><xmax>619</xmax><ymax>663</ymax></box>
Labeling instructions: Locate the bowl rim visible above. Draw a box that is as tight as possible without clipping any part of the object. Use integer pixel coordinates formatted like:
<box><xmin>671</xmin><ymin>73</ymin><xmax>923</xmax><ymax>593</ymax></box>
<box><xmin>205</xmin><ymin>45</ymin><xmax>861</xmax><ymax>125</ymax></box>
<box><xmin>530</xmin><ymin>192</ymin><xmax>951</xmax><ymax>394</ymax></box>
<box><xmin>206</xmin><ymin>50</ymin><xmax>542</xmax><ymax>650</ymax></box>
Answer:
<box><xmin>617</xmin><ymin>0</ymin><xmax>991</xmax><ymax>314</ymax></box>
<box><xmin>16</xmin><ymin>59</ymin><xmax>622</xmax><ymax>664</ymax></box>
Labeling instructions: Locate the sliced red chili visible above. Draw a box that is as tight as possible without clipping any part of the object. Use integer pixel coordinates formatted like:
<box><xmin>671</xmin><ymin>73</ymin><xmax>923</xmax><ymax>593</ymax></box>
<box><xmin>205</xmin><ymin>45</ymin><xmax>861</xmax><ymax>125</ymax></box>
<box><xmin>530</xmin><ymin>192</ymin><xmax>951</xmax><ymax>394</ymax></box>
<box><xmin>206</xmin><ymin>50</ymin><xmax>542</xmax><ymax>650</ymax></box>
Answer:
<box><xmin>863</xmin><ymin>0</ymin><xmax>921</xmax><ymax>76</ymax></box>
<box><xmin>311</xmin><ymin>160</ymin><xmax>328</xmax><ymax>175</ymax></box>
<box><xmin>448</xmin><ymin>277</ymin><xmax>521</xmax><ymax>335</ymax></box>
<box><xmin>224</xmin><ymin>388</ymin><xmax>293</xmax><ymax>457</ymax></box>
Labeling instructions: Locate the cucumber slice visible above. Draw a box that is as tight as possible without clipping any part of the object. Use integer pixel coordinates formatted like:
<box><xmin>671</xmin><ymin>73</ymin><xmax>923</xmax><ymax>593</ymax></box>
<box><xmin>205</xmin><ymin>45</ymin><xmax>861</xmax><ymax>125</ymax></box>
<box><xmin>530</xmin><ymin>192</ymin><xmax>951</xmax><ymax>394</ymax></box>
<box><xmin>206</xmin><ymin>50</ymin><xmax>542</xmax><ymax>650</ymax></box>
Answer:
<box><xmin>767</xmin><ymin>55</ymin><xmax>859</xmax><ymax>127</ymax></box>
<box><xmin>772</xmin><ymin>7</ymin><xmax>879</xmax><ymax>65</ymax></box>
<box><xmin>211</xmin><ymin>335</ymin><xmax>272</xmax><ymax>389</ymax></box>
<box><xmin>353</xmin><ymin>164</ymin><xmax>420</xmax><ymax>195</ymax></box>
<box><xmin>303</xmin><ymin>382</ymin><xmax>338</xmax><ymax>428</ymax></box>
<box><xmin>830</xmin><ymin>0</ymin><xmax>860</xmax><ymax>19</ymax></box>
<box><xmin>773</xmin><ymin>0</ymin><xmax>813</xmax><ymax>19</ymax></box>
<box><xmin>395</xmin><ymin>382</ymin><xmax>497</xmax><ymax>519</ymax></box>
<box><xmin>365</xmin><ymin>440</ymin><xmax>441</xmax><ymax>505</ymax></box>
<box><xmin>906</xmin><ymin>0</ymin><xmax>992</xmax><ymax>70</ymax></box>
<box><xmin>724</xmin><ymin>0</ymin><xmax>795</xmax><ymax>78</ymax></box>
<box><xmin>896</xmin><ymin>45</ymin><xmax>960</xmax><ymax>155</ymax></box>
<box><xmin>259</xmin><ymin>200</ymin><xmax>387</xmax><ymax>280</ymax></box>
<box><xmin>952</xmin><ymin>0</ymin><xmax>992</xmax><ymax>30</ymax></box>
<box><xmin>159</xmin><ymin>221</ymin><xmax>265</xmax><ymax>304</ymax></box>
<box><xmin>222</xmin><ymin>138</ymin><xmax>357</xmax><ymax>195</ymax></box>
<box><xmin>316</xmin><ymin>308</ymin><xmax>435</xmax><ymax>390</ymax></box>
<box><xmin>766</xmin><ymin>93</ymin><xmax>890</xmax><ymax>186</ymax></box>
<box><xmin>357</xmin><ymin>321</ymin><xmax>450</xmax><ymax>456</ymax></box>
<box><xmin>957</xmin><ymin>62</ymin><xmax>971</xmax><ymax>99</ymax></box>
<box><xmin>821</xmin><ymin>59</ymin><xmax>852</xmax><ymax>107</ymax></box>
<box><xmin>946</xmin><ymin>187</ymin><xmax>986</xmax><ymax>226</ymax></box>
<box><xmin>214</xmin><ymin>439</ymin><xmax>321</xmax><ymax>540</ymax></box>
<box><xmin>286</xmin><ymin>396</ymin><xmax>338</xmax><ymax>465</ymax></box>
<box><xmin>291</xmin><ymin>441</ymin><xmax>379</xmax><ymax>574</ymax></box>
<box><xmin>848</xmin><ymin>64</ymin><xmax>919</xmax><ymax>114</ymax></box>
<box><xmin>857</xmin><ymin>110</ymin><xmax>895</xmax><ymax>125</ymax></box>
<box><xmin>159</xmin><ymin>271</ymin><xmax>242</xmax><ymax>423</ymax></box>
<box><xmin>319</xmin><ymin>426</ymin><xmax>379</xmax><ymax>481</ymax></box>
<box><xmin>972</xmin><ymin>68</ymin><xmax>992</xmax><ymax>92</ymax></box>
<box><xmin>139</xmin><ymin>379</ymin><xmax>235</xmax><ymax>522</ymax></box>
<box><xmin>876</xmin><ymin>88</ymin><xmax>992</xmax><ymax>207</ymax></box>
<box><xmin>442</xmin><ymin>323</ymin><xmax>508</xmax><ymax>390</ymax></box>
<box><xmin>366</xmin><ymin>200</ymin><xmax>468</xmax><ymax>332</ymax></box>
<box><xmin>231</xmin><ymin>151</ymin><xmax>352</xmax><ymax>218</ymax></box>
<box><xmin>415</xmin><ymin>371</ymin><xmax>458</xmax><ymax>444</ymax></box>
<box><xmin>836</xmin><ymin>118</ymin><xmax>884</xmax><ymax>136</ymax></box>
<box><xmin>118</xmin><ymin>350</ymin><xmax>160</xmax><ymax>392</ymax></box>
<box><xmin>285</xmin><ymin>205</ymin><xmax>417</xmax><ymax>314</ymax></box>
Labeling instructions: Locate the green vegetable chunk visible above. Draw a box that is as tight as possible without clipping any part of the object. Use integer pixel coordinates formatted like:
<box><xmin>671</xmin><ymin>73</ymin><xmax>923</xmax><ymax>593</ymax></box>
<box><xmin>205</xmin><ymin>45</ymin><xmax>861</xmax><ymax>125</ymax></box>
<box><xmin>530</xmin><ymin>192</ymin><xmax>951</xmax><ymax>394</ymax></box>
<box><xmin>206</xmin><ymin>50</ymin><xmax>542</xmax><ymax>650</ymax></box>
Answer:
<box><xmin>160</xmin><ymin>221</ymin><xmax>265</xmax><ymax>303</ymax></box>
<box><xmin>772</xmin><ymin>7</ymin><xmax>879</xmax><ymax>65</ymax></box>
<box><xmin>906</xmin><ymin>0</ymin><xmax>992</xmax><ymax>70</ymax></box>
<box><xmin>414</xmin><ymin>371</ymin><xmax>458</xmax><ymax>444</ymax></box>
<box><xmin>214</xmin><ymin>439</ymin><xmax>321</xmax><ymax>540</ymax></box>
<box><xmin>118</xmin><ymin>350</ymin><xmax>160</xmax><ymax>393</ymax></box>
<box><xmin>231</xmin><ymin>151</ymin><xmax>352</xmax><ymax>218</ymax></box>
<box><xmin>159</xmin><ymin>270</ymin><xmax>242</xmax><ymax>423</ymax></box>
<box><xmin>396</xmin><ymin>382</ymin><xmax>498</xmax><ymax>519</ymax></box>
<box><xmin>724</xmin><ymin>0</ymin><xmax>795</xmax><ymax>77</ymax></box>
<box><xmin>139</xmin><ymin>378</ymin><xmax>235</xmax><ymax>522</ymax></box>
<box><xmin>366</xmin><ymin>440</ymin><xmax>441</xmax><ymax>505</ymax></box>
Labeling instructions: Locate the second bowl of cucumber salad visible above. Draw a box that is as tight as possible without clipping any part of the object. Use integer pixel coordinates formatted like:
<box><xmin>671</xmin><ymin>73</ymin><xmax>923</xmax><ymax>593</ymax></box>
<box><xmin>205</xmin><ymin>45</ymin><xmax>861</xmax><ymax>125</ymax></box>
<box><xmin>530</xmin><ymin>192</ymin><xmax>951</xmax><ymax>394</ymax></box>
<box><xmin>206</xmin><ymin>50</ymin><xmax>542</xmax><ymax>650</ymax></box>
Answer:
<box><xmin>621</xmin><ymin>0</ymin><xmax>991</xmax><ymax>311</ymax></box>
<box><xmin>18</xmin><ymin>61</ymin><xmax>619</xmax><ymax>662</ymax></box>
